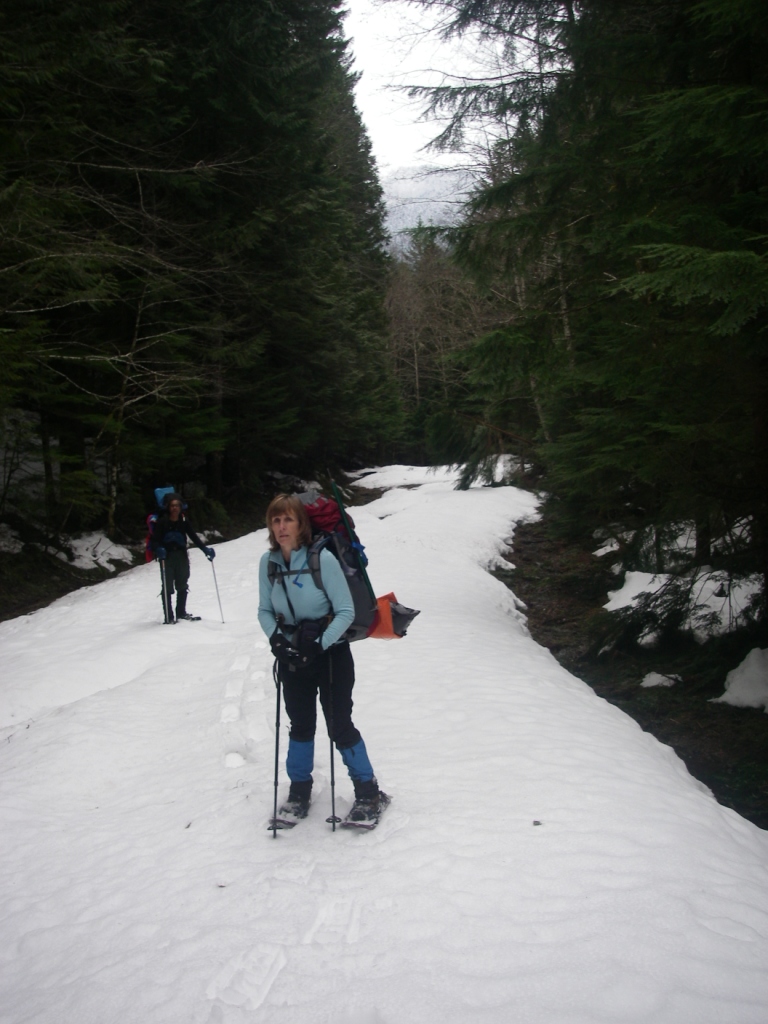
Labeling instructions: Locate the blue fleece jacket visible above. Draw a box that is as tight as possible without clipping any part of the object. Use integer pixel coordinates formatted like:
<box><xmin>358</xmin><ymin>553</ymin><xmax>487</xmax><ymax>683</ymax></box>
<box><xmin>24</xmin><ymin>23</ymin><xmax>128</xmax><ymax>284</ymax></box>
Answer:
<box><xmin>258</xmin><ymin>546</ymin><xmax>355</xmax><ymax>649</ymax></box>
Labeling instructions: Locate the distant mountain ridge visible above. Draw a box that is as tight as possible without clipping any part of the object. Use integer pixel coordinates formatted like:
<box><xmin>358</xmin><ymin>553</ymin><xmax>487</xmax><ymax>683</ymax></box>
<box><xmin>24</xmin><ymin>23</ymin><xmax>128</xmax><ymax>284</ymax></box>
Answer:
<box><xmin>382</xmin><ymin>166</ymin><xmax>472</xmax><ymax>240</ymax></box>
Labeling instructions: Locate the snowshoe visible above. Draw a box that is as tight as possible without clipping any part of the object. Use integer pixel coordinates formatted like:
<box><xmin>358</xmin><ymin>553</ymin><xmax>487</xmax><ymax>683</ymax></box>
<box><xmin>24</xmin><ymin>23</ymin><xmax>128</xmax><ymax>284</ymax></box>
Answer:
<box><xmin>267</xmin><ymin>797</ymin><xmax>310</xmax><ymax>830</ymax></box>
<box><xmin>177</xmin><ymin>612</ymin><xmax>201</xmax><ymax>621</ymax></box>
<box><xmin>340</xmin><ymin>791</ymin><xmax>391</xmax><ymax>831</ymax></box>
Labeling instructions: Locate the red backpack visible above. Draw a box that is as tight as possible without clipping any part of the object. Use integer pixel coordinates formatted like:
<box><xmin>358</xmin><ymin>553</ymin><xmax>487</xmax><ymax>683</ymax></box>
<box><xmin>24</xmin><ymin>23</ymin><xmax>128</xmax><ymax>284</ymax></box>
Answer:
<box><xmin>268</xmin><ymin>487</ymin><xmax>419</xmax><ymax>642</ymax></box>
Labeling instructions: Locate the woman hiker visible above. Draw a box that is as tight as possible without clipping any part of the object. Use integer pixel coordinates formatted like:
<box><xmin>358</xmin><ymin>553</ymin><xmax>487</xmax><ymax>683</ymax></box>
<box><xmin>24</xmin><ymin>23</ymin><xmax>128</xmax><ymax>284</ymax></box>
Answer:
<box><xmin>150</xmin><ymin>493</ymin><xmax>215</xmax><ymax>623</ymax></box>
<box><xmin>257</xmin><ymin>492</ymin><xmax>387</xmax><ymax>826</ymax></box>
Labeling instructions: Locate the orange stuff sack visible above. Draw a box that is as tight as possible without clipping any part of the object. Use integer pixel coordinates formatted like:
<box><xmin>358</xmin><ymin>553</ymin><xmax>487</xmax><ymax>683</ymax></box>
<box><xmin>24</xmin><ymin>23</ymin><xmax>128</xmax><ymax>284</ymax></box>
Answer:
<box><xmin>368</xmin><ymin>593</ymin><xmax>420</xmax><ymax>640</ymax></box>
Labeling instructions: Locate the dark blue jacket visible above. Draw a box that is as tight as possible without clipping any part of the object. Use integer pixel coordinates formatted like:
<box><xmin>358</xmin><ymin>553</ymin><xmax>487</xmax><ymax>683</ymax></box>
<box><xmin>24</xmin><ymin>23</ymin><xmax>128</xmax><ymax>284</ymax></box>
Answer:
<box><xmin>150</xmin><ymin>515</ymin><xmax>207</xmax><ymax>557</ymax></box>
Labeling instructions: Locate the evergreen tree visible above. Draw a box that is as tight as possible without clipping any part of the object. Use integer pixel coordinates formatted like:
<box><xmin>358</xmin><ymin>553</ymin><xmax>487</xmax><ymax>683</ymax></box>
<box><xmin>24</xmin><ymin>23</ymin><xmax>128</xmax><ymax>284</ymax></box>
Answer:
<box><xmin>0</xmin><ymin>0</ymin><xmax>399</xmax><ymax>539</ymax></box>
<box><xmin>402</xmin><ymin>0</ymin><xmax>768</xmax><ymax>617</ymax></box>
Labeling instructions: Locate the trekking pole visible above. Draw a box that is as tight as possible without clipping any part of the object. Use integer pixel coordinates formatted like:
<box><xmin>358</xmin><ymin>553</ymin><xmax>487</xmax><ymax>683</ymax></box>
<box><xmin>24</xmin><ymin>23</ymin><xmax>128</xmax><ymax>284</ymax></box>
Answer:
<box><xmin>325</xmin><ymin>654</ymin><xmax>342</xmax><ymax>831</ymax></box>
<box><xmin>271</xmin><ymin>660</ymin><xmax>281</xmax><ymax>839</ymax></box>
<box><xmin>210</xmin><ymin>558</ymin><xmax>225</xmax><ymax>623</ymax></box>
<box><xmin>159</xmin><ymin>559</ymin><xmax>170</xmax><ymax>624</ymax></box>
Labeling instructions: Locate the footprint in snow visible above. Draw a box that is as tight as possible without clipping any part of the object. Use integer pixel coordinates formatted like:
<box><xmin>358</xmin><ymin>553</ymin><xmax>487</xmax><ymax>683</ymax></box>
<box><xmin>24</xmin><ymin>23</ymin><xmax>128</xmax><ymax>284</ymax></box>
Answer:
<box><xmin>301</xmin><ymin>895</ymin><xmax>361</xmax><ymax>945</ymax></box>
<box><xmin>206</xmin><ymin>943</ymin><xmax>287</xmax><ymax>1012</ymax></box>
<box><xmin>224</xmin><ymin>676</ymin><xmax>243</xmax><ymax>699</ymax></box>
<box><xmin>220</xmin><ymin>704</ymin><xmax>240</xmax><ymax>724</ymax></box>
<box><xmin>337</xmin><ymin>1009</ymin><xmax>390</xmax><ymax>1024</ymax></box>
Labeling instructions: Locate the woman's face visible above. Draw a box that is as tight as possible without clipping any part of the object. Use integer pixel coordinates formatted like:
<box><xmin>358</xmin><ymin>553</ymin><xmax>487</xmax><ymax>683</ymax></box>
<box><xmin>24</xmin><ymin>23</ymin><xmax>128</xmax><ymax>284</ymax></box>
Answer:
<box><xmin>168</xmin><ymin>500</ymin><xmax>182</xmax><ymax>521</ymax></box>
<box><xmin>272</xmin><ymin>511</ymin><xmax>300</xmax><ymax>554</ymax></box>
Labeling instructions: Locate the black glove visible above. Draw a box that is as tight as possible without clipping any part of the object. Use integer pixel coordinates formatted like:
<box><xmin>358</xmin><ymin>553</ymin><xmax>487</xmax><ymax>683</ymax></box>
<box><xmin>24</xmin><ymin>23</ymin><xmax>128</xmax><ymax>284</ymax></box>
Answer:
<box><xmin>270</xmin><ymin>630</ymin><xmax>299</xmax><ymax>667</ymax></box>
<box><xmin>204</xmin><ymin>546</ymin><xmax>215</xmax><ymax>560</ymax></box>
<box><xmin>155</xmin><ymin>546</ymin><xmax>167</xmax><ymax>560</ymax></box>
<box><xmin>296</xmin><ymin>619</ymin><xmax>325</xmax><ymax>668</ymax></box>
<box><xmin>297</xmin><ymin>636</ymin><xmax>322</xmax><ymax>668</ymax></box>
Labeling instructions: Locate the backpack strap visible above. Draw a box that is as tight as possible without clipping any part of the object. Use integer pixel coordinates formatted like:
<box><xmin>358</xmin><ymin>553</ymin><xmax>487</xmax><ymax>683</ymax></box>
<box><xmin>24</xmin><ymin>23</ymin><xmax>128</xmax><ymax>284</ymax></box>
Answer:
<box><xmin>267</xmin><ymin>557</ymin><xmax>323</xmax><ymax>630</ymax></box>
<box><xmin>305</xmin><ymin>533</ymin><xmax>360</xmax><ymax>593</ymax></box>
<box><xmin>307</xmin><ymin>538</ymin><xmax>330</xmax><ymax>599</ymax></box>
<box><xmin>267</xmin><ymin>561</ymin><xmax>314</xmax><ymax>588</ymax></box>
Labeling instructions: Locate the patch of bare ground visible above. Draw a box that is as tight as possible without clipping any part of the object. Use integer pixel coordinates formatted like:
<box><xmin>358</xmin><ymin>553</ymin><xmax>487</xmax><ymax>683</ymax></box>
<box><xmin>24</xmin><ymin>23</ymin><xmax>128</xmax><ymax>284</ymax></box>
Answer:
<box><xmin>495</xmin><ymin>517</ymin><xmax>768</xmax><ymax>831</ymax></box>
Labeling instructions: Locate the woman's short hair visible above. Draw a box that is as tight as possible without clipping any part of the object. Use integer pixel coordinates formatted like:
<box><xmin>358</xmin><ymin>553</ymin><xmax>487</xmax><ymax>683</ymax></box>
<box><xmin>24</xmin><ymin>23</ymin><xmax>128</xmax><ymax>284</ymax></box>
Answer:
<box><xmin>265</xmin><ymin>493</ymin><xmax>312</xmax><ymax>551</ymax></box>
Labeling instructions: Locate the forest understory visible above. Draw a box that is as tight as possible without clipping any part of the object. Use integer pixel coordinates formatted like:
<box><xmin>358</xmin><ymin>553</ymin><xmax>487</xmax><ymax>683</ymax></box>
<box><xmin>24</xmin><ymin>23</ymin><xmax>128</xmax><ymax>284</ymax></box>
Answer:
<box><xmin>0</xmin><ymin>547</ymin><xmax>132</xmax><ymax>624</ymax></box>
<box><xmin>499</xmin><ymin>519</ymin><xmax>768</xmax><ymax>831</ymax></box>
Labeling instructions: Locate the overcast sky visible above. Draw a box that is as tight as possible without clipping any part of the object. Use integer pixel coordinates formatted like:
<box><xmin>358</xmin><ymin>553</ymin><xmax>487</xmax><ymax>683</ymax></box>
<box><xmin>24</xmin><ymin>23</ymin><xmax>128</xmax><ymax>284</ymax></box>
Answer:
<box><xmin>342</xmin><ymin>0</ymin><xmax>455</xmax><ymax>173</ymax></box>
<box><xmin>342</xmin><ymin>0</ymin><xmax>478</xmax><ymax>234</ymax></box>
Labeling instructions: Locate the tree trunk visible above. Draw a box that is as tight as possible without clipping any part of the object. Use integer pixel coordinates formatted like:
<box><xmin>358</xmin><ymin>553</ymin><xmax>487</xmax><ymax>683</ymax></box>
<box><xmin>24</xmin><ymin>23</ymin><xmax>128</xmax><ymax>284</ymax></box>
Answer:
<box><xmin>103</xmin><ymin>291</ymin><xmax>145</xmax><ymax>537</ymax></box>
<box><xmin>209</xmin><ymin>366</ymin><xmax>225</xmax><ymax>501</ymax></box>
<box><xmin>694</xmin><ymin>514</ymin><xmax>711</xmax><ymax>564</ymax></box>
<box><xmin>39</xmin><ymin>413</ymin><xmax>57</xmax><ymax>537</ymax></box>
<box><xmin>557</xmin><ymin>254</ymin><xmax>575</xmax><ymax>371</ymax></box>
<box><xmin>529</xmin><ymin>375</ymin><xmax>552</xmax><ymax>443</ymax></box>
<box><xmin>106</xmin><ymin>455</ymin><xmax>120</xmax><ymax>538</ymax></box>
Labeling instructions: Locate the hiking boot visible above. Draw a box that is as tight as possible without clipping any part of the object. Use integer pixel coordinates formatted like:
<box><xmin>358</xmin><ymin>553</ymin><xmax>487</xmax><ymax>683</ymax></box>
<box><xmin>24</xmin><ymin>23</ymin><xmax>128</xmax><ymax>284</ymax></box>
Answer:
<box><xmin>345</xmin><ymin>778</ymin><xmax>385</xmax><ymax>824</ymax></box>
<box><xmin>276</xmin><ymin>796</ymin><xmax>310</xmax><ymax>822</ymax></box>
<box><xmin>288</xmin><ymin>780</ymin><xmax>312</xmax><ymax>804</ymax></box>
<box><xmin>269</xmin><ymin>796</ymin><xmax>309</xmax><ymax>829</ymax></box>
<box><xmin>272</xmin><ymin>780</ymin><xmax>312</xmax><ymax>827</ymax></box>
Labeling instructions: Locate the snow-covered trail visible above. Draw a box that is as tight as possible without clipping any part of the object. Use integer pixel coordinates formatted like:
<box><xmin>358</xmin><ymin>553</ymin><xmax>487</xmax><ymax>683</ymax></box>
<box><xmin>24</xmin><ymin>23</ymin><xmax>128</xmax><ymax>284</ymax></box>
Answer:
<box><xmin>2</xmin><ymin>467</ymin><xmax>768</xmax><ymax>1024</ymax></box>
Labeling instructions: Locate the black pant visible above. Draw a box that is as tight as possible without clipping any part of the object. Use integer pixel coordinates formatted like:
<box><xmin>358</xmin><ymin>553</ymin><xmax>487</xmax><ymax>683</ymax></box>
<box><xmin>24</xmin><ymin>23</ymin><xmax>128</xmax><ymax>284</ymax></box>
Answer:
<box><xmin>160</xmin><ymin>550</ymin><xmax>190</xmax><ymax>619</ymax></box>
<box><xmin>279</xmin><ymin>642</ymin><xmax>361</xmax><ymax>750</ymax></box>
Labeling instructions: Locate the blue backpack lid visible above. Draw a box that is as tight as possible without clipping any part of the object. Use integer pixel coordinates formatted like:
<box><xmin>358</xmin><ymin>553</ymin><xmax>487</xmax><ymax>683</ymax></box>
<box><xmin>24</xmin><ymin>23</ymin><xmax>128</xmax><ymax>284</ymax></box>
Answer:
<box><xmin>154</xmin><ymin>486</ymin><xmax>186</xmax><ymax>511</ymax></box>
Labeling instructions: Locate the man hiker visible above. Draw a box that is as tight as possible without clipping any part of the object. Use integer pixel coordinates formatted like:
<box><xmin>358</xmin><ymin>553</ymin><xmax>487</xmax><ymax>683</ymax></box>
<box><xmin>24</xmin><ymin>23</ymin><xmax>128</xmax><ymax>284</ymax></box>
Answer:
<box><xmin>150</xmin><ymin>493</ymin><xmax>215</xmax><ymax>623</ymax></box>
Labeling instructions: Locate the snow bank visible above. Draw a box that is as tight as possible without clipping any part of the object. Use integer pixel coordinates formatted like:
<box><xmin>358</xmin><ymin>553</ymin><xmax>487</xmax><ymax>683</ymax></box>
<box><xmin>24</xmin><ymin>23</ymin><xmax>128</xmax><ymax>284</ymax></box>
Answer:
<box><xmin>0</xmin><ymin>522</ymin><xmax>23</xmax><ymax>553</ymax></box>
<box><xmin>605</xmin><ymin>569</ymin><xmax>660</xmax><ymax>611</ymax></box>
<box><xmin>641</xmin><ymin>672</ymin><xmax>680</xmax><ymax>688</ymax></box>
<box><xmin>353</xmin><ymin>463</ymin><xmax>459</xmax><ymax>489</ymax></box>
<box><xmin>60</xmin><ymin>531</ymin><xmax>135</xmax><ymax>570</ymax></box>
<box><xmin>712</xmin><ymin>648</ymin><xmax>768</xmax><ymax>712</ymax></box>
<box><xmin>605</xmin><ymin>568</ymin><xmax>761</xmax><ymax>638</ymax></box>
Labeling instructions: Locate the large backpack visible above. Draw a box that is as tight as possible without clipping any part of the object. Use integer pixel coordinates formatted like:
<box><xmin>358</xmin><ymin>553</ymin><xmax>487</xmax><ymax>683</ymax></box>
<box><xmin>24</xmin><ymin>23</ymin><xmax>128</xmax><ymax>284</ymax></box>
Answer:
<box><xmin>267</xmin><ymin>486</ymin><xmax>419</xmax><ymax>642</ymax></box>
<box><xmin>144</xmin><ymin>486</ymin><xmax>186</xmax><ymax>562</ymax></box>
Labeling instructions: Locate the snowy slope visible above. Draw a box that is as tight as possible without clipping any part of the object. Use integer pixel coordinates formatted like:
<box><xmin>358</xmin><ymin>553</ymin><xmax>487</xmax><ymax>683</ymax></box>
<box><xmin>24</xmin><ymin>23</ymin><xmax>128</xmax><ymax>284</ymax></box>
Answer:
<box><xmin>2</xmin><ymin>467</ymin><xmax>768</xmax><ymax>1024</ymax></box>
